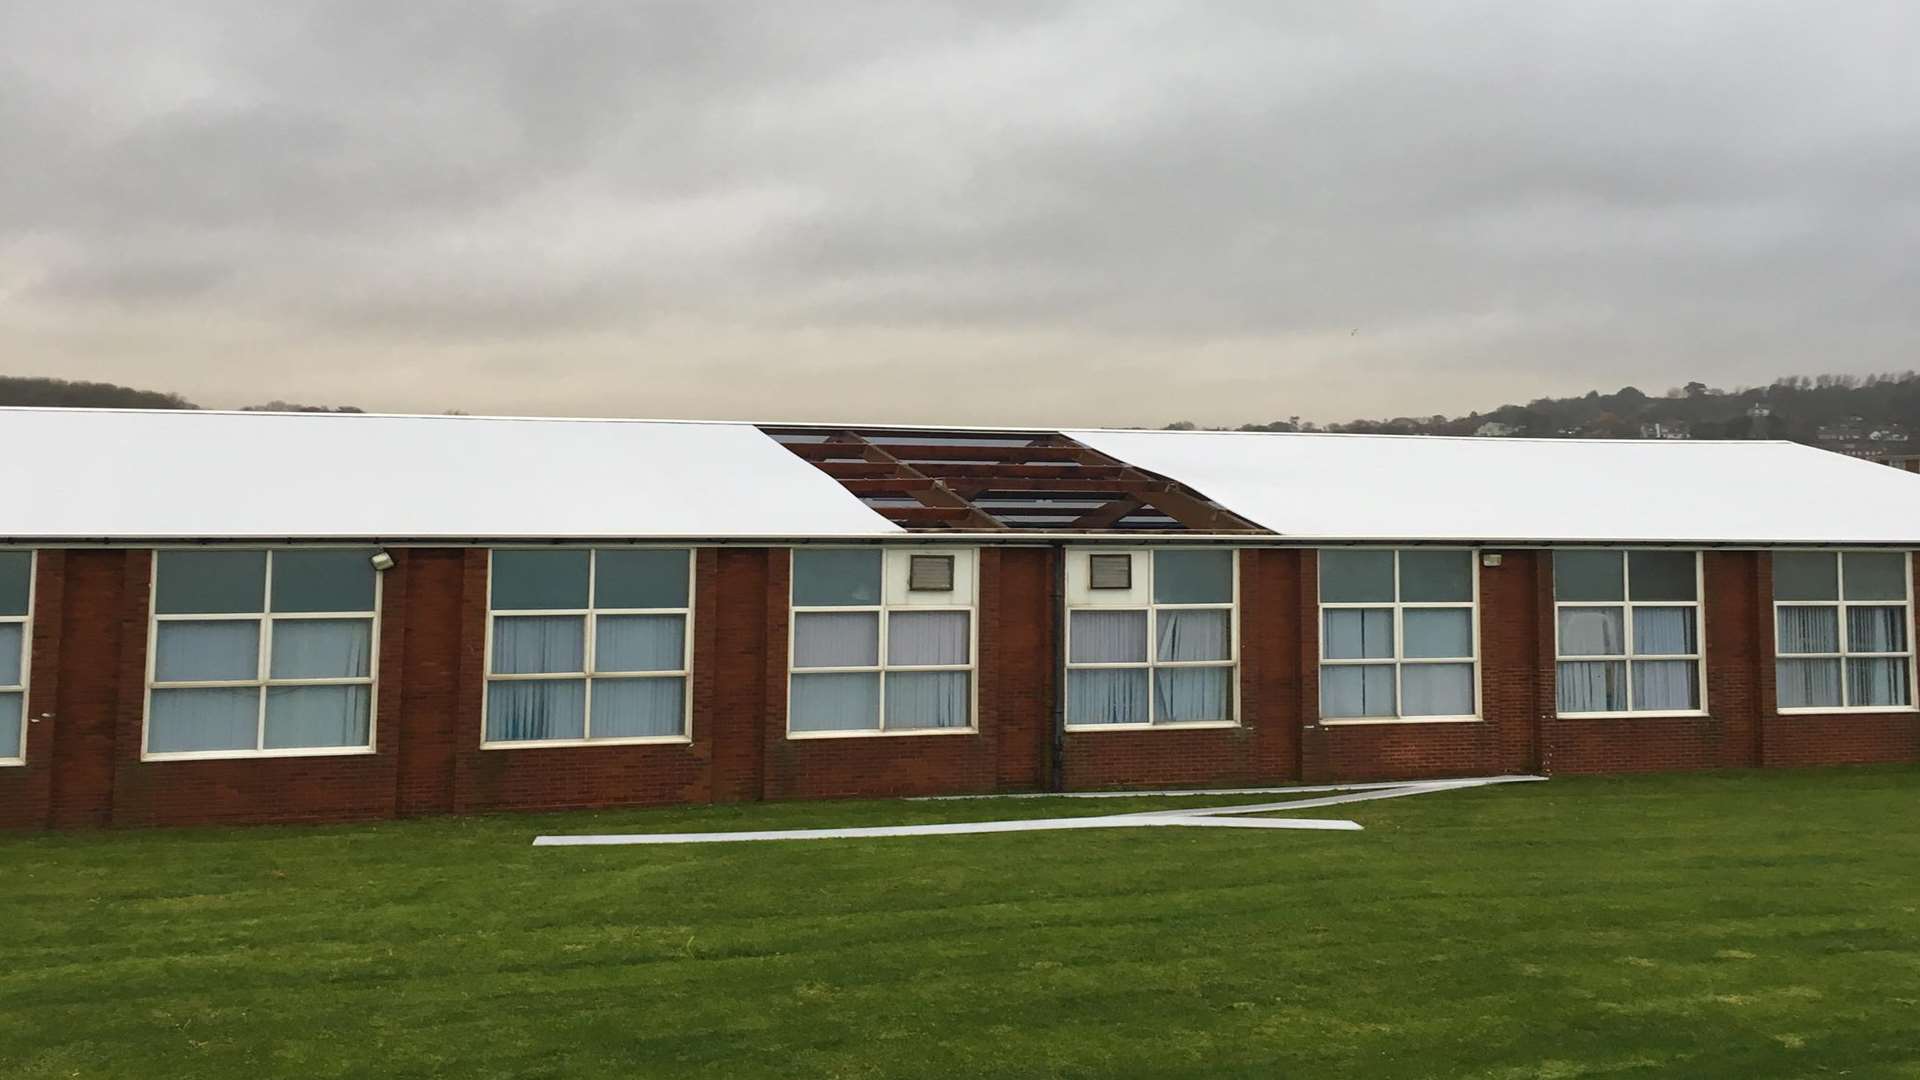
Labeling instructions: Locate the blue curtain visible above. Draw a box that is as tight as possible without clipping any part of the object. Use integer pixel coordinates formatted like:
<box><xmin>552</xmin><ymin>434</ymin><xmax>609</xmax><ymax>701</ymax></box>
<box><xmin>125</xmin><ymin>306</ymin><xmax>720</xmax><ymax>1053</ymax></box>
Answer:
<box><xmin>789</xmin><ymin>672</ymin><xmax>881</xmax><ymax>731</ymax></box>
<box><xmin>1557</xmin><ymin>660</ymin><xmax>1626</xmax><ymax>713</ymax></box>
<box><xmin>885</xmin><ymin>671</ymin><xmax>970</xmax><ymax>729</ymax></box>
<box><xmin>1403</xmin><ymin>663</ymin><xmax>1472</xmax><ymax>715</ymax></box>
<box><xmin>0</xmin><ymin>691</ymin><xmax>20</xmax><ymax>758</ymax></box>
<box><xmin>595</xmin><ymin>615</ymin><xmax>685</xmax><ymax>672</ymax></box>
<box><xmin>1068</xmin><ymin>668</ymin><xmax>1148</xmax><ymax>725</ymax></box>
<box><xmin>590</xmin><ymin>677</ymin><xmax>685</xmax><ymax>737</ymax></box>
<box><xmin>1321</xmin><ymin>664</ymin><xmax>1394</xmax><ymax>717</ymax></box>
<box><xmin>154</xmin><ymin>621</ymin><xmax>259</xmax><ymax>682</ymax></box>
<box><xmin>486</xmin><ymin>679</ymin><xmax>586</xmax><ymax>741</ymax></box>
<box><xmin>1155</xmin><ymin>667</ymin><xmax>1229</xmax><ymax>722</ymax></box>
<box><xmin>1776</xmin><ymin>658</ymin><xmax>1841</xmax><ymax>708</ymax></box>
<box><xmin>270</xmin><ymin>619</ymin><xmax>371</xmax><ymax>679</ymax></box>
<box><xmin>148</xmin><ymin>686</ymin><xmax>260</xmax><ymax>752</ymax></box>
<box><xmin>265</xmin><ymin>684</ymin><xmax>370</xmax><ymax>748</ymax></box>
<box><xmin>492</xmin><ymin>616</ymin><xmax>585</xmax><ymax>675</ymax></box>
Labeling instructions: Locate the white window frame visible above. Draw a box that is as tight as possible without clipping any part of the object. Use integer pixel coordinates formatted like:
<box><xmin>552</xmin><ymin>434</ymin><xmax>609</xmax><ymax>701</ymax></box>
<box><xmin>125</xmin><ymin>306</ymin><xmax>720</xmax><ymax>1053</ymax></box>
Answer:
<box><xmin>787</xmin><ymin>547</ymin><xmax>979</xmax><ymax>739</ymax></box>
<box><xmin>1318</xmin><ymin>547</ymin><xmax>1481</xmax><ymax>725</ymax></box>
<box><xmin>144</xmin><ymin>547</ymin><xmax>381</xmax><ymax>761</ymax></box>
<box><xmin>0</xmin><ymin>549</ymin><xmax>34</xmax><ymax>766</ymax></box>
<box><xmin>1553</xmin><ymin>549</ymin><xmax>1708</xmax><ymax>719</ymax></box>
<box><xmin>482</xmin><ymin>546</ymin><xmax>697</xmax><ymax>749</ymax></box>
<box><xmin>1063</xmin><ymin>547</ymin><xmax>1240</xmax><ymax>732</ymax></box>
<box><xmin>1773</xmin><ymin>549</ymin><xmax>1918</xmax><ymax>715</ymax></box>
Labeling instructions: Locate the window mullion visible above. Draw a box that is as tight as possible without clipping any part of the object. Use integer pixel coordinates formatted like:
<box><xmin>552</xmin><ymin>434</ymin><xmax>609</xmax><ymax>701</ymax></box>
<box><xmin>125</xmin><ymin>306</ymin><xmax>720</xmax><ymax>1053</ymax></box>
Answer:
<box><xmin>583</xmin><ymin>552</ymin><xmax>597</xmax><ymax>739</ymax></box>
<box><xmin>876</xmin><ymin>597</ymin><xmax>890</xmax><ymax>731</ymax></box>
<box><xmin>255</xmin><ymin>552</ymin><xmax>273</xmax><ymax>751</ymax></box>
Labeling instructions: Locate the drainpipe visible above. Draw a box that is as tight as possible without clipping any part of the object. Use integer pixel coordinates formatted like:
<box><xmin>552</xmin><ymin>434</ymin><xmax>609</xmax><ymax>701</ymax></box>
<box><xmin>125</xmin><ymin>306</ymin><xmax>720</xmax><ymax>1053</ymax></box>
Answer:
<box><xmin>1049</xmin><ymin>543</ymin><xmax>1067</xmax><ymax>792</ymax></box>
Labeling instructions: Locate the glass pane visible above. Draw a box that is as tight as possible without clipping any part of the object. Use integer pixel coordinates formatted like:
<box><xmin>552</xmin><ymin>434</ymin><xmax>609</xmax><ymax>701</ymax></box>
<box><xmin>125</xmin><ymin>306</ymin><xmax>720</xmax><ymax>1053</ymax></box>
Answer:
<box><xmin>1557</xmin><ymin>660</ymin><xmax>1626</xmax><ymax>713</ymax></box>
<box><xmin>1323</xmin><ymin>609</ymin><xmax>1392</xmax><ymax>660</ymax></box>
<box><xmin>887</xmin><ymin>611</ymin><xmax>969</xmax><ymax>666</ymax></box>
<box><xmin>1067</xmin><ymin>668</ymin><xmax>1148</xmax><ymax>725</ymax></box>
<box><xmin>1776</xmin><ymin>606</ymin><xmax>1839</xmax><ymax>654</ymax></box>
<box><xmin>0</xmin><ymin>551</ymin><xmax>30</xmax><ymax>617</ymax></box>
<box><xmin>0</xmin><ymin>623</ymin><xmax>20</xmax><ymax>686</ymax></box>
<box><xmin>148</xmin><ymin>686</ymin><xmax>260</xmax><ymax>752</ymax></box>
<box><xmin>0</xmin><ymin>692</ymin><xmax>19</xmax><ymax>758</ymax></box>
<box><xmin>590</xmin><ymin>677</ymin><xmax>685</xmax><ymax>738</ymax></box>
<box><xmin>1554</xmin><ymin>550</ymin><xmax>1623</xmax><ymax>602</ymax></box>
<box><xmin>595</xmin><ymin>614</ymin><xmax>685</xmax><ymax>672</ymax></box>
<box><xmin>1633</xmin><ymin>660</ymin><xmax>1698</xmax><ymax>711</ymax></box>
<box><xmin>1773</xmin><ymin>551</ymin><xmax>1837</xmax><ymax>602</ymax></box>
<box><xmin>595</xmin><ymin>549</ymin><xmax>690</xmax><ymax>609</ymax></box>
<box><xmin>490</xmin><ymin>549</ymin><xmax>590</xmax><ymax>611</ymax></box>
<box><xmin>1158</xmin><ymin>609</ymin><xmax>1229</xmax><ymax>662</ymax></box>
<box><xmin>1776</xmin><ymin>658</ymin><xmax>1841</xmax><ymax>708</ymax></box>
<box><xmin>155</xmin><ymin>550</ymin><xmax>266</xmax><ymax>614</ymax></box>
<box><xmin>1632</xmin><ymin>607</ymin><xmax>1697</xmax><ymax>656</ymax></box>
<box><xmin>793</xmin><ymin>611</ymin><xmax>879</xmax><ymax>668</ymax></box>
<box><xmin>1400</xmin><ymin>550</ymin><xmax>1472</xmax><ymax>603</ymax></box>
<box><xmin>885</xmin><ymin>671</ymin><xmax>970</xmax><ymax>729</ymax></box>
<box><xmin>491</xmin><ymin>615</ymin><xmax>585</xmax><ymax>674</ymax></box>
<box><xmin>1069</xmin><ymin>610</ymin><xmax>1147</xmax><ymax>664</ymax></box>
<box><xmin>1153</xmin><ymin>549</ymin><xmax>1232</xmax><ymax>604</ymax></box>
<box><xmin>1629</xmin><ymin>551</ymin><xmax>1696</xmax><ymax>601</ymax></box>
<box><xmin>1319</xmin><ymin>550</ymin><xmax>1394</xmax><ymax>603</ymax></box>
<box><xmin>1846</xmin><ymin>606</ymin><xmax>1907</xmax><ymax>654</ymax></box>
<box><xmin>154</xmin><ymin>620</ymin><xmax>260</xmax><ymax>682</ymax></box>
<box><xmin>791</xmin><ymin>549</ymin><xmax>881</xmax><ymax>606</ymax></box>
<box><xmin>1155</xmin><ymin>667</ymin><xmax>1231</xmax><ymax>723</ymax></box>
<box><xmin>271</xmin><ymin>549</ymin><xmax>376</xmax><ymax>613</ymax></box>
<box><xmin>1403</xmin><ymin>663</ymin><xmax>1473</xmax><ymax>716</ymax></box>
<box><xmin>1320</xmin><ymin>664</ymin><xmax>1394</xmax><ymax>717</ymax></box>
<box><xmin>264</xmin><ymin>684</ymin><xmax>371</xmax><ymax>748</ymax></box>
<box><xmin>485</xmin><ymin>679</ymin><xmax>586</xmax><ymax>741</ymax></box>
<box><xmin>1404</xmin><ymin>609</ymin><xmax>1472</xmax><ymax>659</ymax></box>
<box><xmin>789</xmin><ymin>672</ymin><xmax>881</xmax><ymax>731</ymax></box>
<box><xmin>1843</xmin><ymin>552</ymin><xmax>1907</xmax><ymax>601</ymax></box>
<box><xmin>270</xmin><ymin>619</ymin><xmax>373</xmax><ymax>679</ymax></box>
<box><xmin>1558</xmin><ymin>607</ymin><xmax>1624</xmax><ymax>658</ymax></box>
<box><xmin>1847</xmin><ymin>658</ymin><xmax>1909</xmax><ymax>706</ymax></box>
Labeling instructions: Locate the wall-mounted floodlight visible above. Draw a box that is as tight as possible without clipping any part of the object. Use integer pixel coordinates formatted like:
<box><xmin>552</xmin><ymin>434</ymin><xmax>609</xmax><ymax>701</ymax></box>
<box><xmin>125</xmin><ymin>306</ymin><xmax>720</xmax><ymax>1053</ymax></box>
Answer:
<box><xmin>370</xmin><ymin>550</ymin><xmax>395</xmax><ymax>571</ymax></box>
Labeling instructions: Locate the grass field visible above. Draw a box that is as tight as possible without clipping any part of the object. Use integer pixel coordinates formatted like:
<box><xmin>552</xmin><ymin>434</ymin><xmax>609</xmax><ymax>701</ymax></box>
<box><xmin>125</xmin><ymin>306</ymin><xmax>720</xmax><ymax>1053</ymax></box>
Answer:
<box><xmin>3</xmin><ymin>768</ymin><xmax>1918</xmax><ymax>1079</ymax></box>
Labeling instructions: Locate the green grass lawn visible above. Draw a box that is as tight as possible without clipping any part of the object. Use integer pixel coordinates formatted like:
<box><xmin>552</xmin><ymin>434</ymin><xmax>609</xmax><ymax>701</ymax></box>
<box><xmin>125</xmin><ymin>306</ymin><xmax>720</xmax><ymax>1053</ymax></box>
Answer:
<box><xmin>3</xmin><ymin>768</ymin><xmax>1918</xmax><ymax>1079</ymax></box>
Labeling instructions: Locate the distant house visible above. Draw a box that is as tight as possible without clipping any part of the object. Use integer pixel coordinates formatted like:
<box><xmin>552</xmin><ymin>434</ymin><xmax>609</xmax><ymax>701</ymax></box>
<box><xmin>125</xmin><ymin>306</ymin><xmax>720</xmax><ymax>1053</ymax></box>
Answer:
<box><xmin>2</xmin><ymin>407</ymin><xmax>1920</xmax><ymax>830</ymax></box>
<box><xmin>1638</xmin><ymin>422</ymin><xmax>1691</xmax><ymax>440</ymax></box>
<box><xmin>1474</xmin><ymin>421</ymin><xmax>1520</xmax><ymax>437</ymax></box>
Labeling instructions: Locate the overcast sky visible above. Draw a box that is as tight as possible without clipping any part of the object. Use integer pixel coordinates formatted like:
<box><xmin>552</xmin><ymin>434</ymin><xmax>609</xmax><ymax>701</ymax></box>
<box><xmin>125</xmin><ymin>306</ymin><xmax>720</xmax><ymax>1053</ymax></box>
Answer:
<box><xmin>2</xmin><ymin>2</ymin><xmax>1917</xmax><ymax>426</ymax></box>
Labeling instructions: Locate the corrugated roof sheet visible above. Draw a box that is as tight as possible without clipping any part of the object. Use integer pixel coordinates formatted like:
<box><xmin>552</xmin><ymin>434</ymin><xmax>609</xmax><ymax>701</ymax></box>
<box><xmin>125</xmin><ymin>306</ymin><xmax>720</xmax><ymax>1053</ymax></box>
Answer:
<box><xmin>1068</xmin><ymin>428</ymin><xmax>1920</xmax><ymax>544</ymax></box>
<box><xmin>0</xmin><ymin>408</ymin><xmax>900</xmax><ymax>540</ymax></box>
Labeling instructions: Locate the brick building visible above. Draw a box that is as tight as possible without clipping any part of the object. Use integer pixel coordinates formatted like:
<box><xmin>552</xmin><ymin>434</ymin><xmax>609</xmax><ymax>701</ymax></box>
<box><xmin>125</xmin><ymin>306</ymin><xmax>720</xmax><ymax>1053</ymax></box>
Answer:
<box><xmin>3</xmin><ymin>407</ymin><xmax>1917</xmax><ymax>829</ymax></box>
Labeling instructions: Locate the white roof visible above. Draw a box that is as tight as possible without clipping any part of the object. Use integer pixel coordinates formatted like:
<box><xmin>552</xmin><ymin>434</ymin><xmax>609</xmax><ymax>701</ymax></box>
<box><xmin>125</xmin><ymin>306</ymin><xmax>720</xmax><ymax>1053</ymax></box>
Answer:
<box><xmin>0</xmin><ymin>408</ymin><xmax>900</xmax><ymax>540</ymax></box>
<box><xmin>1069</xmin><ymin>428</ymin><xmax>1920</xmax><ymax>545</ymax></box>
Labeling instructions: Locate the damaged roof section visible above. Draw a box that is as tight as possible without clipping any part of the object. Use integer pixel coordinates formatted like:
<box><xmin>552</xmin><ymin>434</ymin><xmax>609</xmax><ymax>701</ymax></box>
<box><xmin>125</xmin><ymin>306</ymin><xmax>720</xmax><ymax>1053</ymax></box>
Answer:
<box><xmin>758</xmin><ymin>425</ymin><xmax>1267</xmax><ymax>534</ymax></box>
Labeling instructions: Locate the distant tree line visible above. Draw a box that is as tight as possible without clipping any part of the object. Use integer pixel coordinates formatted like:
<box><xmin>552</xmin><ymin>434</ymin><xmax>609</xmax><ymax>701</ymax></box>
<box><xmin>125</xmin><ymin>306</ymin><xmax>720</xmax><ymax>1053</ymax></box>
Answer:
<box><xmin>1167</xmin><ymin>371</ymin><xmax>1920</xmax><ymax>443</ymax></box>
<box><xmin>0</xmin><ymin>375</ymin><xmax>361</xmax><ymax>414</ymax></box>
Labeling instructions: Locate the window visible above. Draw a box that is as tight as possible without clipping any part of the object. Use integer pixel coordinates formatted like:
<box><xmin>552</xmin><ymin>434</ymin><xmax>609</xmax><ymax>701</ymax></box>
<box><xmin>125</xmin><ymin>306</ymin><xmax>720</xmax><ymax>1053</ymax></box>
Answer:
<box><xmin>1774</xmin><ymin>551</ymin><xmax>1913</xmax><ymax>711</ymax></box>
<box><xmin>1319</xmin><ymin>549</ymin><xmax>1476</xmax><ymax>721</ymax></box>
<box><xmin>1066</xmin><ymin>548</ymin><xmax>1237</xmax><ymax>728</ymax></box>
<box><xmin>1554</xmin><ymin>550</ymin><xmax>1703</xmax><ymax>715</ymax></box>
<box><xmin>789</xmin><ymin>548</ymin><xmax>976</xmax><ymax>735</ymax></box>
<box><xmin>146</xmin><ymin>549</ymin><xmax>379</xmax><ymax>757</ymax></box>
<box><xmin>485</xmin><ymin>548</ymin><xmax>693</xmax><ymax>745</ymax></box>
<box><xmin>0</xmin><ymin>551</ymin><xmax>31</xmax><ymax>764</ymax></box>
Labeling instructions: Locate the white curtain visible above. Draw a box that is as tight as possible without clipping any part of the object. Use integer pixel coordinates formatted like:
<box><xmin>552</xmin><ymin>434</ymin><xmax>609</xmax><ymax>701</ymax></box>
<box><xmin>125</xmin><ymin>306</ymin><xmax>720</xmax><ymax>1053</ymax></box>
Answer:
<box><xmin>1323</xmin><ymin>609</ymin><xmax>1392</xmax><ymax>660</ymax></box>
<box><xmin>590</xmin><ymin>676</ymin><xmax>685</xmax><ymax>738</ymax></box>
<box><xmin>1155</xmin><ymin>667</ymin><xmax>1229</xmax><ymax>722</ymax></box>
<box><xmin>1158</xmin><ymin>610</ymin><xmax>1228</xmax><ymax>662</ymax></box>
<box><xmin>486</xmin><ymin>679</ymin><xmax>586</xmax><ymax>741</ymax></box>
<box><xmin>789</xmin><ymin>672</ymin><xmax>881</xmax><ymax>731</ymax></box>
<box><xmin>1632</xmin><ymin>660</ymin><xmax>1698</xmax><ymax>711</ymax></box>
<box><xmin>1403</xmin><ymin>609</ymin><xmax>1471</xmax><ymax>659</ymax></box>
<box><xmin>1403</xmin><ymin>663</ymin><xmax>1473</xmax><ymax>715</ymax></box>
<box><xmin>0</xmin><ymin>623</ymin><xmax>21</xmax><ymax>686</ymax></box>
<box><xmin>1558</xmin><ymin>607</ymin><xmax>1623</xmax><ymax>657</ymax></box>
<box><xmin>1776</xmin><ymin>658</ymin><xmax>1842</xmax><ymax>708</ymax></box>
<box><xmin>886</xmin><ymin>671</ymin><xmax>970</xmax><ymax>729</ymax></box>
<box><xmin>1557</xmin><ymin>660</ymin><xmax>1626</xmax><ymax>712</ymax></box>
<box><xmin>148</xmin><ymin>686</ymin><xmax>260</xmax><ymax>752</ymax></box>
<box><xmin>1847</xmin><ymin>658</ymin><xmax>1909</xmax><ymax>706</ymax></box>
<box><xmin>888</xmin><ymin>612</ymin><xmax>970</xmax><ymax>666</ymax></box>
<box><xmin>1321</xmin><ymin>664</ymin><xmax>1393</xmax><ymax>717</ymax></box>
<box><xmin>1847</xmin><ymin>606</ymin><xmax>1907</xmax><ymax>653</ymax></box>
<box><xmin>792</xmin><ymin>612</ymin><xmax>879</xmax><ymax>668</ymax></box>
<box><xmin>492</xmin><ymin>616</ymin><xmax>585</xmax><ymax>675</ymax></box>
<box><xmin>270</xmin><ymin>619</ymin><xmax>371</xmax><ymax>679</ymax></box>
<box><xmin>1775</xmin><ymin>607</ymin><xmax>1839</xmax><ymax>653</ymax></box>
<box><xmin>595</xmin><ymin>615</ymin><xmax>684</xmax><ymax>673</ymax></box>
<box><xmin>0</xmin><ymin>691</ymin><xmax>22</xmax><ymax>756</ymax></box>
<box><xmin>1070</xmin><ymin>611</ymin><xmax>1147</xmax><ymax>664</ymax></box>
<box><xmin>265</xmin><ymin>684</ymin><xmax>370</xmax><ymax>748</ymax></box>
<box><xmin>1632</xmin><ymin>608</ymin><xmax>1696</xmax><ymax>656</ymax></box>
<box><xmin>154</xmin><ymin>620</ymin><xmax>259</xmax><ymax>682</ymax></box>
<box><xmin>1068</xmin><ymin>668</ymin><xmax>1148</xmax><ymax>725</ymax></box>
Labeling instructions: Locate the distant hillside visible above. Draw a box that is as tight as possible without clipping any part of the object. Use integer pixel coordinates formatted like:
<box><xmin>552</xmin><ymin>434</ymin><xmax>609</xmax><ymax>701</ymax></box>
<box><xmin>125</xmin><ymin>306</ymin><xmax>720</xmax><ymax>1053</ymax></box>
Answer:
<box><xmin>0</xmin><ymin>375</ymin><xmax>196</xmax><ymax>410</ymax></box>
<box><xmin>1170</xmin><ymin>372</ymin><xmax>1920</xmax><ymax>447</ymax></box>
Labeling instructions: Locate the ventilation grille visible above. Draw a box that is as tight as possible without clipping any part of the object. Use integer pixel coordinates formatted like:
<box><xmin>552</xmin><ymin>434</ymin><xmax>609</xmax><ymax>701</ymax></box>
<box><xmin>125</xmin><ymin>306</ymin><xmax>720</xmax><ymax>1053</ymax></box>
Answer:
<box><xmin>908</xmin><ymin>553</ymin><xmax>956</xmax><ymax>592</ymax></box>
<box><xmin>1088</xmin><ymin>553</ymin><xmax>1133</xmax><ymax>590</ymax></box>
